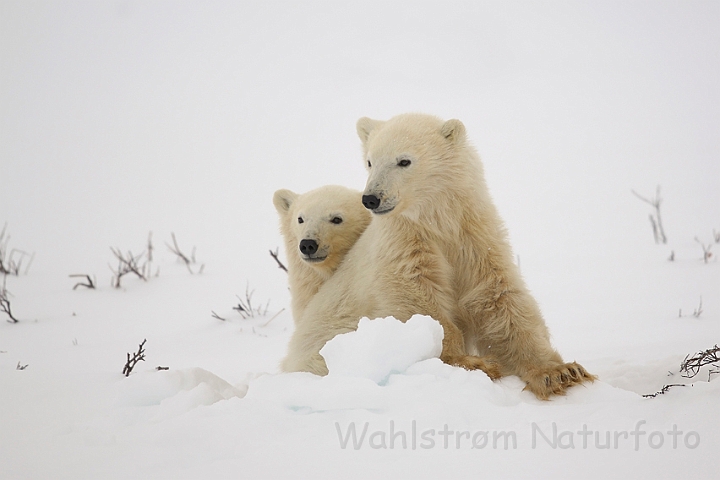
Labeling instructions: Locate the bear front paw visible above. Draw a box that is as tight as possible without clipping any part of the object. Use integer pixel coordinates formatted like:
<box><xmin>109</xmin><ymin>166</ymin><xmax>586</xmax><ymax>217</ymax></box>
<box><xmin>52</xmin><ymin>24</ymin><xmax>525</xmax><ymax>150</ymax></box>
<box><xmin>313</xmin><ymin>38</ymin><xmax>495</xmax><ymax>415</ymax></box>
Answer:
<box><xmin>445</xmin><ymin>355</ymin><xmax>504</xmax><ymax>381</ymax></box>
<box><xmin>523</xmin><ymin>362</ymin><xmax>596</xmax><ymax>400</ymax></box>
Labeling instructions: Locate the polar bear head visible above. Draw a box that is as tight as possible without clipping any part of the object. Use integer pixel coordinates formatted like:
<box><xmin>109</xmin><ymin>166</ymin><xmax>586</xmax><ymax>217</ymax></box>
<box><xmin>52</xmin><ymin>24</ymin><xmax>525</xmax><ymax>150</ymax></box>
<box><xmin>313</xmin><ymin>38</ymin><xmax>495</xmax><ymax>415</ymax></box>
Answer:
<box><xmin>273</xmin><ymin>185</ymin><xmax>371</xmax><ymax>275</ymax></box>
<box><xmin>356</xmin><ymin>113</ymin><xmax>478</xmax><ymax>219</ymax></box>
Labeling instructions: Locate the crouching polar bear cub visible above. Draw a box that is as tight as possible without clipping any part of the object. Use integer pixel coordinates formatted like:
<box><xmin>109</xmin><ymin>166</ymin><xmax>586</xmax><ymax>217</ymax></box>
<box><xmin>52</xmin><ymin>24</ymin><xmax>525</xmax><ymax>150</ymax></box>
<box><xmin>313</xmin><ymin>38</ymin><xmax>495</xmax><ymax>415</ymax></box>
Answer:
<box><xmin>282</xmin><ymin>113</ymin><xmax>595</xmax><ymax>399</ymax></box>
<box><xmin>273</xmin><ymin>185</ymin><xmax>371</xmax><ymax>323</ymax></box>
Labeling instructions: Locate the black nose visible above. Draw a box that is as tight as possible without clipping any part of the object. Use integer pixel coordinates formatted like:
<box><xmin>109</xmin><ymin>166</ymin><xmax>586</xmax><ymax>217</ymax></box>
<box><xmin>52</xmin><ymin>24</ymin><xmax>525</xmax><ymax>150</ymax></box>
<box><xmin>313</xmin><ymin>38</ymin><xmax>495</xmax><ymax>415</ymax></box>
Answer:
<box><xmin>362</xmin><ymin>194</ymin><xmax>380</xmax><ymax>210</ymax></box>
<box><xmin>299</xmin><ymin>239</ymin><xmax>318</xmax><ymax>255</ymax></box>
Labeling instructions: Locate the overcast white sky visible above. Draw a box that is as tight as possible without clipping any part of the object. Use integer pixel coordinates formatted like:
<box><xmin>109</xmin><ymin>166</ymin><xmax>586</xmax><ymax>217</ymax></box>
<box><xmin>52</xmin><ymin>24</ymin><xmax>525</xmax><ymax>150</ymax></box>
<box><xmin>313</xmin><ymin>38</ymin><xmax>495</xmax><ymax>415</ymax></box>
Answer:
<box><xmin>1</xmin><ymin>1</ymin><xmax>718</xmax><ymax>289</ymax></box>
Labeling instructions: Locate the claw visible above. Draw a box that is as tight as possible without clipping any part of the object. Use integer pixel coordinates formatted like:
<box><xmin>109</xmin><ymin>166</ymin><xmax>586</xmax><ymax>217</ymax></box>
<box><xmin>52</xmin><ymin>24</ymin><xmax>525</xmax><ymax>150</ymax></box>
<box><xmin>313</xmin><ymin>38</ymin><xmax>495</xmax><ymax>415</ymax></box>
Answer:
<box><xmin>524</xmin><ymin>362</ymin><xmax>595</xmax><ymax>399</ymax></box>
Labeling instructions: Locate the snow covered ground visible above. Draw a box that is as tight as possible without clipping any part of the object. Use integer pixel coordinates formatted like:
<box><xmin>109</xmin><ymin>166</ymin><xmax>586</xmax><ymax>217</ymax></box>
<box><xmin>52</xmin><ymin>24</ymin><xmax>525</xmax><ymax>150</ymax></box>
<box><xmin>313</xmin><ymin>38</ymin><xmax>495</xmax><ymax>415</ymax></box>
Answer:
<box><xmin>1</xmin><ymin>2</ymin><xmax>719</xmax><ymax>478</ymax></box>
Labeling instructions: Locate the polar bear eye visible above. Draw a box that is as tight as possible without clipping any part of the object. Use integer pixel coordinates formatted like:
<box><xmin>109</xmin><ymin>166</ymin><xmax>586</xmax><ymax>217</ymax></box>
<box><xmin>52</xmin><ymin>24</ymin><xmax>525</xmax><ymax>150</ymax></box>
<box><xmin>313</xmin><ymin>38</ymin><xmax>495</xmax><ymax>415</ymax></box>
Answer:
<box><xmin>398</xmin><ymin>158</ymin><xmax>412</xmax><ymax>167</ymax></box>
<box><xmin>367</xmin><ymin>160</ymin><xmax>372</xmax><ymax>168</ymax></box>
<box><xmin>331</xmin><ymin>217</ymin><xmax>343</xmax><ymax>225</ymax></box>
<box><xmin>297</xmin><ymin>217</ymin><xmax>304</xmax><ymax>224</ymax></box>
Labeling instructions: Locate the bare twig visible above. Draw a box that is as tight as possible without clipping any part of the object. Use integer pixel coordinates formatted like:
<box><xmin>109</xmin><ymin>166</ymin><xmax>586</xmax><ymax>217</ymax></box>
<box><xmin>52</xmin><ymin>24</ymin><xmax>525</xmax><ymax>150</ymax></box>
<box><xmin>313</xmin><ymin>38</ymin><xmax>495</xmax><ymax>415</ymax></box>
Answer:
<box><xmin>147</xmin><ymin>231</ymin><xmax>154</xmax><ymax>262</ymax></box>
<box><xmin>678</xmin><ymin>297</ymin><xmax>703</xmax><ymax>318</ymax></box>
<box><xmin>233</xmin><ymin>299</ymin><xmax>251</xmax><ymax>319</ymax></box>
<box><xmin>679</xmin><ymin>297</ymin><xmax>704</xmax><ymax>319</ymax></box>
<box><xmin>70</xmin><ymin>274</ymin><xmax>96</xmax><ymax>290</ymax></box>
<box><xmin>233</xmin><ymin>285</ymin><xmax>254</xmax><ymax>319</ymax></box>
<box><xmin>233</xmin><ymin>283</ymin><xmax>270</xmax><ymax>319</ymax></box>
<box><xmin>680</xmin><ymin>344</ymin><xmax>720</xmax><ymax>379</ymax></box>
<box><xmin>211</xmin><ymin>311</ymin><xmax>227</xmax><ymax>321</ymax></box>
<box><xmin>0</xmin><ymin>224</ymin><xmax>11</xmax><ymax>275</ymax></box>
<box><xmin>109</xmin><ymin>247</ymin><xmax>147</xmax><ymax>288</ymax></box>
<box><xmin>16</xmin><ymin>361</ymin><xmax>28</xmax><ymax>371</ymax></box>
<box><xmin>122</xmin><ymin>339</ymin><xmax>147</xmax><ymax>377</ymax></box>
<box><xmin>0</xmin><ymin>224</ymin><xmax>34</xmax><ymax>276</ymax></box>
<box><xmin>0</xmin><ymin>278</ymin><xmax>19</xmax><ymax>323</ymax></box>
<box><xmin>642</xmin><ymin>383</ymin><xmax>687</xmax><ymax>398</ymax></box>
<box><xmin>693</xmin><ymin>297</ymin><xmax>703</xmax><ymax>318</ymax></box>
<box><xmin>261</xmin><ymin>307</ymin><xmax>285</xmax><ymax>327</ymax></box>
<box><xmin>695</xmin><ymin>237</ymin><xmax>713</xmax><ymax>264</ymax></box>
<box><xmin>166</xmin><ymin>233</ymin><xmax>197</xmax><ymax>274</ymax></box>
<box><xmin>147</xmin><ymin>231</ymin><xmax>154</xmax><ymax>278</ymax></box>
<box><xmin>269</xmin><ymin>248</ymin><xmax>288</xmax><ymax>273</ymax></box>
<box><xmin>632</xmin><ymin>186</ymin><xmax>667</xmax><ymax>244</ymax></box>
<box><xmin>649</xmin><ymin>215</ymin><xmax>659</xmax><ymax>243</ymax></box>
<box><xmin>156</xmin><ymin>366</ymin><xmax>169</xmax><ymax>371</ymax></box>
<box><xmin>6</xmin><ymin>249</ymin><xmax>32</xmax><ymax>276</ymax></box>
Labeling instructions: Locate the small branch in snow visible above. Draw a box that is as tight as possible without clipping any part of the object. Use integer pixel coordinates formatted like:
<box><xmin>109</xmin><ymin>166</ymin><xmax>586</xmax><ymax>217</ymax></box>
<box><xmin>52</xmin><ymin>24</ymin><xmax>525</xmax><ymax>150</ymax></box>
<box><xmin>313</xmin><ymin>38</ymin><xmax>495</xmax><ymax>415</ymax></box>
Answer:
<box><xmin>261</xmin><ymin>308</ymin><xmax>285</xmax><ymax>327</ymax></box>
<box><xmin>693</xmin><ymin>297</ymin><xmax>703</xmax><ymax>318</ymax></box>
<box><xmin>122</xmin><ymin>339</ymin><xmax>147</xmax><ymax>377</ymax></box>
<box><xmin>16</xmin><ymin>361</ymin><xmax>28</xmax><ymax>371</ymax></box>
<box><xmin>109</xmin><ymin>247</ymin><xmax>148</xmax><ymax>288</ymax></box>
<box><xmin>233</xmin><ymin>283</ymin><xmax>270</xmax><ymax>319</ymax></box>
<box><xmin>680</xmin><ymin>344</ymin><xmax>720</xmax><ymax>379</ymax></box>
<box><xmin>0</xmin><ymin>224</ymin><xmax>34</xmax><ymax>276</ymax></box>
<box><xmin>166</xmin><ymin>233</ymin><xmax>202</xmax><ymax>274</ymax></box>
<box><xmin>147</xmin><ymin>231</ymin><xmax>154</xmax><ymax>277</ymax></box>
<box><xmin>694</xmin><ymin>237</ymin><xmax>713</xmax><ymax>264</ymax></box>
<box><xmin>646</xmin><ymin>345</ymin><xmax>720</xmax><ymax>396</ymax></box>
<box><xmin>147</xmin><ymin>231</ymin><xmax>154</xmax><ymax>262</ymax></box>
<box><xmin>678</xmin><ymin>297</ymin><xmax>703</xmax><ymax>318</ymax></box>
<box><xmin>70</xmin><ymin>274</ymin><xmax>96</xmax><ymax>290</ymax></box>
<box><xmin>679</xmin><ymin>297</ymin><xmax>704</xmax><ymax>318</ymax></box>
<box><xmin>211</xmin><ymin>311</ymin><xmax>227</xmax><ymax>321</ymax></box>
<box><xmin>269</xmin><ymin>248</ymin><xmax>288</xmax><ymax>273</ymax></box>
<box><xmin>156</xmin><ymin>366</ymin><xmax>169</xmax><ymax>371</ymax></box>
<box><xmin>642</xmin><ymin>383</ymin><xmax>687</xmax><ymax>398</ymax></box>
<box><xmin>0</xmin><ymin>278</ymin><xmax>19</xmax><ymax>323</ymax></box>
<box><xmin>233</xmin><ymin>289</ymin><xmax>254</xmax><ymax>319</ymax></box>
<box><xmin>631</xmin><ymin>186</ymin><xmax>667</xmax><ymax>244</ymax></box>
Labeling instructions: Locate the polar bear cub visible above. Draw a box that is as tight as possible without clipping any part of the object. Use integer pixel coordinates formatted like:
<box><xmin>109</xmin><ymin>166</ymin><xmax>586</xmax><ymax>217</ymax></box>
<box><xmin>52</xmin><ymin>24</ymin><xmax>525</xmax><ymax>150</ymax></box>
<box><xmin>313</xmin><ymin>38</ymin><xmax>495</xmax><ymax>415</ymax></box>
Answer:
<box><xmin>273</xmin><ymin>185</ymin><xmax>371</xmax><ymax>323</ymax></box>
<box><xmin>356</xmin><ymin>113</ymin><xmax>595</xmax><ymax>399</ymax></box>
<box><xmin>283</xmin><ymin>113</ymin><xmax>593</xmax><ymax>399</ymax></box>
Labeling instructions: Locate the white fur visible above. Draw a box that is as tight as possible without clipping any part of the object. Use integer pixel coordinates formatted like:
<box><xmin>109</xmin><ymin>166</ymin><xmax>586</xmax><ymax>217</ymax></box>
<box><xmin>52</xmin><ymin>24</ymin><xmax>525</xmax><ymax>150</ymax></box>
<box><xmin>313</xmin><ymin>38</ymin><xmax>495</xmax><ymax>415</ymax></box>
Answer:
<box><xmin>273</xmin><ymin>185</ymin><xmax>371</xmax><ymax>323</ymax></box>
<box><xmin>283</xmin><ymin>114</ymin><xmax>594</xmax><ymax>399</ymax></box>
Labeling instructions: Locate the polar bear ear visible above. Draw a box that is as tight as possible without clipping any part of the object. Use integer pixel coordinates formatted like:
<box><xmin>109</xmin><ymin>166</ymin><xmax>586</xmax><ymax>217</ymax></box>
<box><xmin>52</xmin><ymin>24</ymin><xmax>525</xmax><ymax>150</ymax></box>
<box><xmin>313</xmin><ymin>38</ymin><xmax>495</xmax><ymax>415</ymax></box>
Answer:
<box><xmin>356</xmin><ymin>117</ymin><xmax>384</xmax><ymax>144</ymax></box>
<box><xmin>441</xmin><ymin>119</ymin><xmax>466</xmax><ymax>144</ymax></box>
<box><xmin>273</xmin><ymin>189</ymin><xmax>298</xmax><ymax>215</ymax></box>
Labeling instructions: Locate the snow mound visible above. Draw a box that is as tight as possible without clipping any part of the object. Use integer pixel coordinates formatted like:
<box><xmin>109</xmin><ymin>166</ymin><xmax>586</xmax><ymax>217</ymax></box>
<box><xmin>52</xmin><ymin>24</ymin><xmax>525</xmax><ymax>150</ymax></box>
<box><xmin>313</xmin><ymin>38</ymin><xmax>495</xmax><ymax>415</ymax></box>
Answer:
<box><xmin>246</xmin><ymin>314</ymin><xmax>621</xmax><ymax>415</ymax></box>
<box><xmin>320</xmin><ymin>315</ymin><xmax>444</xmax><ymax>384</ymax></box>
<box><xmin>115</xmin><ymin>368</ymin><xmax>246</xmax><ymax>414</ymax></box>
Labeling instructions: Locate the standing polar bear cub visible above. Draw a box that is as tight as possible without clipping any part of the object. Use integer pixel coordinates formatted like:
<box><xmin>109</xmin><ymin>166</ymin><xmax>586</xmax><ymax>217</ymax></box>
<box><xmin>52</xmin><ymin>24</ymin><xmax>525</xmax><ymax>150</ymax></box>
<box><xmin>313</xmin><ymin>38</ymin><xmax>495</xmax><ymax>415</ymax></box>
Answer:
<box><xmin>283</xmin><ymin>113</ymin><xmax>595</xmax><ymax>399</ymax></box>
<box><xmin>273</xmin><ymin>185</ymin><xmax>371</xmax><ymax>324</ymax></box>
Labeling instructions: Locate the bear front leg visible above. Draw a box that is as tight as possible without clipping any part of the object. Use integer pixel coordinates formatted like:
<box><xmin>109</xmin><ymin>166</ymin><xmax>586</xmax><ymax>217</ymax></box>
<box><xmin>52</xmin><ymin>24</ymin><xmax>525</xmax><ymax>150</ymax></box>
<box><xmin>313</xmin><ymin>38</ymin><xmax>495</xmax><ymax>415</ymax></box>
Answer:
<box><xmin>444</xmin><ymin>353</ymin><xmax>503</xmax><ymax>380</ymax></box>
<box><xmin>281</xmin><ymin>351</ymin><xmax>329</xmax><ymax>376</ymax></box>
<box><xmin>393</xmin><ymin>242</ymin><xmax>503</xmax><ymax>381</ymax></box>
<box><xmin>280</xmin><ymin>325</ymin><xmax>333</xmax><ymax>375</ymax></box>
<box><xmin>436</xmin><ymin>316</ymin><xmax>504</xmax><ymax>380</ymax></box>
<box><xmin>477</xmin><ymin>289</ymin><xmax>595</xmax><ymax>399</ymax></box>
